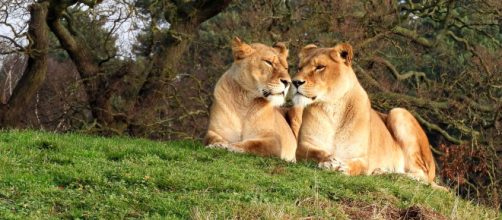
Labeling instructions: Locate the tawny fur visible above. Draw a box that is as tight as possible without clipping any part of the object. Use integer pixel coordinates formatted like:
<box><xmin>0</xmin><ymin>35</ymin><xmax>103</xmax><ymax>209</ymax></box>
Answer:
<box><xmin>292</xmin><ymin>43</ymin><xmax>443</xmax><ymax>188</ymax></box>
<box><xmin>204</xmin><ymin>37</ymin><xmax>297</xmax><ymax>162</ymax></box>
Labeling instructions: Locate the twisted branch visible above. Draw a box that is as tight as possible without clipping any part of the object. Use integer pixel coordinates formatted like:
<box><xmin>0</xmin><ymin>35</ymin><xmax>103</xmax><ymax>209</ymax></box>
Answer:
<box><xmin>412</xmin><ymin>112</ymin><xmax>464</xmax><ymax>144</ymax></box>
<box><xmin>370</xmin><ymin>56</ymin><xmax>430</xmax><ymax>81</ymax></box>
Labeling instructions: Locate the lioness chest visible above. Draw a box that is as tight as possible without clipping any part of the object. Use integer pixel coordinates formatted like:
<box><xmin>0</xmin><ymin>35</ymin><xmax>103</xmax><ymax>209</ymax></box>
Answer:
<box><xmin>218</xmin><ymin>102</ymin><xmax>291</xmax><ymax>144</ymax></box>
<box><xmin>241</xmin><ymin>106</ymin><xmax>292</xmax><ymax>141</ymax></box>
<box><xmin>300</xmin><ymin>102</ymin><xmax>370</xmax><ymax>160</ymax></box>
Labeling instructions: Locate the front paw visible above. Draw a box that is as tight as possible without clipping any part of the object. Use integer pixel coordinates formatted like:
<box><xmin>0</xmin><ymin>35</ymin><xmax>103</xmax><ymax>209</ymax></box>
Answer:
<box><xmin>206</xmin><ymin>143</ymin><xmax>244</xmax><ymax>153</ymax></box>
<box><xmin>318</xmin><ymin>157</ymin><xmax>348</xmax><ymax>174</ymax></box>
<box><xmin>283</xmin><ymin>157</ymin><xmax>296</xmax><ymax>163</ymax></box>
<box><xmin>371</xmin><ymin>168</ymin><xmax>390</xmax><ymax>175</ymax></box>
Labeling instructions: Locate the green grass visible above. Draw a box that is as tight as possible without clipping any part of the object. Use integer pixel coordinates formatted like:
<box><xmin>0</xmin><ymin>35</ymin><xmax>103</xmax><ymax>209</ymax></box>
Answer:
<box><xmin>0</xmin><ymin>130</ymin><xmax>499</xmax><ymax>219</ymax></box>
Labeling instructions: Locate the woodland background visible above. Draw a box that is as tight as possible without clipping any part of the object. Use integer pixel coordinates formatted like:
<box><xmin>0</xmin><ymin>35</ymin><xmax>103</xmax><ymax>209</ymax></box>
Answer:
<box><xmin>0</xmin><ymin>0</ymin><xmax>500</xmax><ymax>209</ymax></box>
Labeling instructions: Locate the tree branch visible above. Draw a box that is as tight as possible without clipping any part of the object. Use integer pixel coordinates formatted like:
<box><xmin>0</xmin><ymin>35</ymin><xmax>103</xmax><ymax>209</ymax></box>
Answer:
<box><xmin>370</xmin><ymin>56</ymin><xmax>429</xmax><ymax>81</ymax></box>
<box><xmin>392</xmin><ymin>26</ymin><xmax>434</xmax><ymax>48</ymax></box>
<box><xmin>47</xmin><ymin>18</ymin><xmax>100</xmax><ymax>79</ymax></box>
<box><xmin>412</xmin><ymin>112</ymin><xmax>464</xmax><ymax>144</ymax></box>
<box><xmin>446</xmin><ymin>30</ymin><xmax>493</xmax><ymax>76</ymax></box>
<box><xmin>353</xmin><ymin>64</ymin><xmax>388</xmax><ymax>92</ymax></box>
<box><xmin>192</xmin><ymin>0</ymin><xmax>233</xmax><ymax>25</ymax></box>
<box><xmin>1</xmin><ymin>2</ymin><xmax>50</xmax><ymax>126</ymax></box>
<box><xmin>371</xmin><ymin>92</ymin><xmax>449</xmax><ymax>109</ymax></box>
<box><xmin>355</xmin><ymin>31</ymin><xmax>389</xmax><ymax>49</ymax></box>
<box><xmin>0</xmin><ymin>34</ymin><xmax>25</xmax><ymax>50</ymax></box>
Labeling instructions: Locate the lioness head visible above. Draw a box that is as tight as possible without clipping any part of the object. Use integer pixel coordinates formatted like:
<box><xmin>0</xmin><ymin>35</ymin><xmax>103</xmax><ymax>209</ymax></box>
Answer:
<box><xmin>292</xmin><ymin>43</ymin><xmax>355</xmax><ymax>106</ymax></box>
<box><xmin>230</xmin><ymin>37</ymin><xmax>291</xmax><ymax>106</ymax></box>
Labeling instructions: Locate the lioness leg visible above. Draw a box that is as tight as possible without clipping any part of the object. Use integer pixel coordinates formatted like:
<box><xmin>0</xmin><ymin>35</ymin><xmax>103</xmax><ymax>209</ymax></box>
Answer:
<box><xmin>204</xmin><ymin>130</ymin><xmax>226</xmax><ymax>145</ymax></box>
<box><xmin>204</xmin><ymin>130</ymin><xmax>245</xmax><ymax>153</ymax></box>
<box><xmin>319</xmin><ymin>157</ymin><xmax>367</xmax><ymax>175</ymax></box>
<box><xmin>344</xmin><ymin>159</ymin><xmax>367</xmax><ymax>175</ymax></box>
<box><xmin>296</xmin><ymin>142</ymin><xmax>331</xmax><ymax>162</ymax></box>
<box><xmin>297</xmin><ymin>142</ymin><xmax>367</xmax><ymax>174</ymax></box>
<box><xmin>232</xmin><ymin>137</ymin><xmax>284</xmax><ymax>159</ymax></box>
<box><xmin>206</xmin><ymin>129</ymin><xmax>292</xmax><ymax>161</ymax></box>
<box><xmin>386</xmin><ymin>108</ymin><xmax>436</xmax><ymax>183</ymax></box>
<box><xmin>286</xmin><ymin>107</ymin><xmax>304</xmax><ymax>140</ymax></box>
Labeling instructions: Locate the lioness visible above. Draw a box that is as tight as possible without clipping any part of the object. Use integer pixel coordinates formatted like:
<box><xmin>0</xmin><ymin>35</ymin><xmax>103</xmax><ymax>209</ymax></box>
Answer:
<box><xmin>291</xmin><ymin>43</ymin><xmax>440</xmax><ymax>186</ymax></box>
<box><xmin>204</xmin><ymin>37</ymin><xmax>297</xmax><ymax>162</ymax></box>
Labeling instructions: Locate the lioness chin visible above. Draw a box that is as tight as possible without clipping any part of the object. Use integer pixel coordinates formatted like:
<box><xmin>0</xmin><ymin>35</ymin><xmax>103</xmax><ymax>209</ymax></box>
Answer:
<box><xmin>204</xmin><ymin>37</ymin><xmax>297</xmax><ymax>162</ymax></box>
<box><xmin>291</xmin><ymin>43</ymin><xmax>445</xmax><ymax>189</ymax></box>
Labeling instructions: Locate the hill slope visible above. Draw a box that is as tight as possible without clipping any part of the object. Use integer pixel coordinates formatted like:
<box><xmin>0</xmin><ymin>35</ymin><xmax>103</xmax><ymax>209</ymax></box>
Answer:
<box><xmin>0</xmin><ymin>130</ymin><xmax>499</xmax><ymax>219</ymax></box>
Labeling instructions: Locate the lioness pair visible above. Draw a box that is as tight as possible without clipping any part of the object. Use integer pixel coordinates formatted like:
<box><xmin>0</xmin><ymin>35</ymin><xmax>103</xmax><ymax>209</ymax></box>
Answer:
<box><xmin>205</xmin><ymin>37</ymin><xmax>441</xmax><ymax>188</ymax></box>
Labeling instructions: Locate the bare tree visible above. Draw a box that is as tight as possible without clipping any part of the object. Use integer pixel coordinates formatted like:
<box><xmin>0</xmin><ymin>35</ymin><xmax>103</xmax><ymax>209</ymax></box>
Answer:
<box><xmin>0</xmin><ymin>1</ymin><xmax>49</xmax><ymax>126</ymax></box>
<box><xmin>0</xmin><ymin>0</ymin><xmax>232</xmax><ymax>134</ymax></box>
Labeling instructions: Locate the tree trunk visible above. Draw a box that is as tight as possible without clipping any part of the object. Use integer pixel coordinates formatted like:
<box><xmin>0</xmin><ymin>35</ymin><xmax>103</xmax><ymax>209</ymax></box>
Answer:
<box><xmin>0</xmin><ymin>2</ymin><xmax>49</xmax><ymax>127</ymax></box>
<box><xmin>47</xmin><ymin>0</ymin><xmax>129</xmax><ymax>134</ymax></box>
<box><xmin>128</xmin><ymin>1</ymin><xmax>232</xmax><ymax>135</ymax></box>
<box><xmin>128</xmin><ymin>25</ymin><xmax>195</xmax><ymax>135</ymax></box>
<box><xmin>41</xmin><ymin>0</ymin><xmax>231</xmax><ymax>135</ymax></box>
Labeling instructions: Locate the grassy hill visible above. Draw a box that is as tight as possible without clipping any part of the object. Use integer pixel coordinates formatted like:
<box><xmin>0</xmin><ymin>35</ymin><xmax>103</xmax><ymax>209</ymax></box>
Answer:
<box><xmin>0</xmin><ymin>130</ymin><xmax>499</xmax><ymax>219</ymax></box>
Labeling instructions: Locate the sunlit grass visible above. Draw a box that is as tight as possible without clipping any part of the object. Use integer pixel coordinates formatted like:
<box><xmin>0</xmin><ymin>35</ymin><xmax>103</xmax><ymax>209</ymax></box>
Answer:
<box><xmin>0</xmin><ymin>130</ymin><xmax>499</xmax><ymax>219</ymax></box>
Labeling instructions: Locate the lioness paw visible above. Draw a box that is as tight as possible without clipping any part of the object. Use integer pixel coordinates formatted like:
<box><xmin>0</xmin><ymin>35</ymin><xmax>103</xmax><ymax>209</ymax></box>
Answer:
<box><xmin>282</xmin><ymin>157</ymin><xmax>296</xmax><ymax>163</ymax></box>
<box><xmin>205</xmin><ymin>143</ymin><xmax>221</xmax><ymax>149</ymax></box>
<box><xmin>404</xmin><ymin>173</ymin><xmax>423</xmax><ymax>182</ymax></box>
<box><xmin>371</xmin><ymin>168</ymin><xmax>391</xmax><ymax>175</ymax></box>
<box><xmin>318</xmin><ymin>158</ymin><xmax>348</xmax><ymax>174</ymax></box>
<box><xmin>206</xmin><ymin>143</ymin><xmax>244</xmax><ymax>153</ymax></box>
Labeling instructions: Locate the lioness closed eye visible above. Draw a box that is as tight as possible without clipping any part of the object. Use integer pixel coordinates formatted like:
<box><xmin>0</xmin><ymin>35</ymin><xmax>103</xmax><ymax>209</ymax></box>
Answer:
<box><xmin>292</xmin><ymin>43</ymin><xmax>445</xmax><ymax>189</ymax></box>
<box><xmin>204</xmin><ymin>37</ymin><xmax>297</xmax><ymax>162</ymax></box>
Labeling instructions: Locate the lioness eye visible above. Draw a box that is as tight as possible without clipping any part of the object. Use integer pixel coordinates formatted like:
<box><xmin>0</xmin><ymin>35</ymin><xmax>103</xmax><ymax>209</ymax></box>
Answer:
<box><xmin>316</xmin><ymin>65</ymin><xmax>326</xmax><ymax>71</ymax></box>
<box><xmin>264</xmin><ymin>60</ymin><xmax>273</xmax><ymax>67</ymax></box>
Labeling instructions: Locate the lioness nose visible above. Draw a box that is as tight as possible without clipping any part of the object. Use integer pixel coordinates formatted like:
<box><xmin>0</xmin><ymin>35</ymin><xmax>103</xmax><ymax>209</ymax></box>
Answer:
<box><xmin>292</xmin><ymin>80</ymin><xmax>305</xmax><ymax>88</ymax></box>
<box><xmin>280</xmin><ymin>79</ymin><xmax>289</xmax><ymax>87</ymax></box>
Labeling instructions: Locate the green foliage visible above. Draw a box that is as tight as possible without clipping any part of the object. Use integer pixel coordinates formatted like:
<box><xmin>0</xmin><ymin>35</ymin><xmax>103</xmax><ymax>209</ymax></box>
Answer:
<box><xmin>65</xmin><ymin>6</ymin><xmax>119</xmax><ymax>63</ymax></box>
<box><xmin>0</xmin><ymin>130</ymin><xmax>499</xmax><ymax>219</ymax></box>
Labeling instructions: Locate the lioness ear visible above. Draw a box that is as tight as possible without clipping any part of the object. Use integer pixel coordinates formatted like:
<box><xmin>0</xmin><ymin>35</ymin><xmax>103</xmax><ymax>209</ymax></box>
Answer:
<box><xmin>299</xmin><ymin>44</ymin><xmax>317</xmax><ymax>60</ymax></box>
<box><xmin>273</xmin><ymin>42</ymin><xmax>289</xmax><ymax>59</ymax></box>
<box><xmin>231</xmin><ymin>37</ymin><xmax>254</xmax><ymax>60</ymax></box>
<box><xmin>330</xmin><ymin>43</ymin><xmax>353</xmax><ymax>66</ymax></box>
